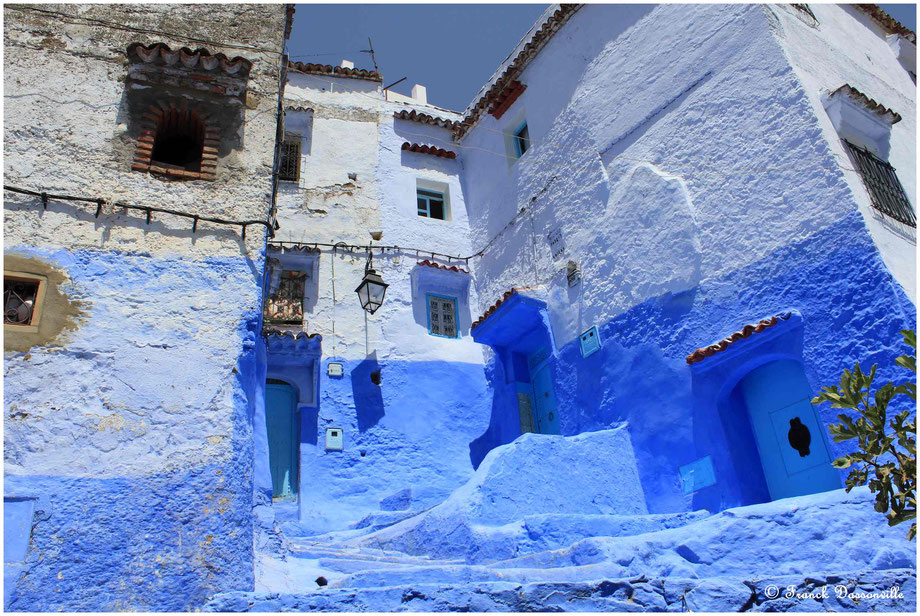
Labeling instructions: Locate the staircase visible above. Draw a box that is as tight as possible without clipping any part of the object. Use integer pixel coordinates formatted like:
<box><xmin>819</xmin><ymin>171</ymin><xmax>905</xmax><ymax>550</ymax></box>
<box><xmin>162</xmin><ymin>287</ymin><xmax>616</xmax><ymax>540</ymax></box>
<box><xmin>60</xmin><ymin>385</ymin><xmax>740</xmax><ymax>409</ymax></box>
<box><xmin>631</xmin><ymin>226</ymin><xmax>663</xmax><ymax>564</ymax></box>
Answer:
<box><xmin>204</xmin><ymin>488</ymin><xmax>916</xmax><ymax>612</ymax></box>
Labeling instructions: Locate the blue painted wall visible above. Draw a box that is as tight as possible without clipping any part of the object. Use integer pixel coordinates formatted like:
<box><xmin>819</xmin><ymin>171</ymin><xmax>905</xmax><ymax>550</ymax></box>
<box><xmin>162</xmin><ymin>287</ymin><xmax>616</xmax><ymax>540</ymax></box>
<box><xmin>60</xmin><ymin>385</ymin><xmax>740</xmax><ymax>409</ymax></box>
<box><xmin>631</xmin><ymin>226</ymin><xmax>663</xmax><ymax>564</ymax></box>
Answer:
<box><xmin>471</xmin><ymin>212</ymin><xmax>915</xmax><ymax>515</ymax></box>
<box><xmin>290</xmin><ymin>357</ymin><xmax>492</xmax><ymax>535</ymax></box>
<box><xmin>3</xmin><ymin>247</ymin><xmax>264</xmax><ymax>611</ymax></box>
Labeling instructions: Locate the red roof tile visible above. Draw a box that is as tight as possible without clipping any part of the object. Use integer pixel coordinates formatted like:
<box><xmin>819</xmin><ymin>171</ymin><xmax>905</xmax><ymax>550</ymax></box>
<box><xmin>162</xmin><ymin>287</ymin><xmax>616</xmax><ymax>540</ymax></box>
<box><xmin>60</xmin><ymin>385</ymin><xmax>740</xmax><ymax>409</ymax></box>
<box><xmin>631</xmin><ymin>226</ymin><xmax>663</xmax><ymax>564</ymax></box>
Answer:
<box><xmin>685</xmin><ymin>313</ymin><xmax>793</xmax><ymax>365</ymax></box>
<box><xmin>489</xmin><ymin>80</ymin><xmax>527</xmax><ymax>120</ymax></box>
<box><xmin>457</xmin><ymin>4</ymin><xmax>581</xmax><ymax>139</ymax></box>
<box><xmin>829</xmin><ymin>84</ymin><xmax>902</xmax><ymax>123</ymax></box>
<box><xmin>394</xmin><ymin>109</ymin><xmax>461</xmax><ymax>131</ymax></box>
<box><xmin>417</xmin><ymin>260</ymin><xmax>469</xmax><ymax>274</ymax></box>
<box><xmin>472</xmin><ymin>288</ymin><xmax>529</xmax><ymax>329</ymax></box>
<box><xmin>401</xmin><ymin>142</ymin><xmax>457</xmax><ymax>159</ymax></box>
<box><xmin>127</xmin><ymin>42</ymin><xmax>252</xmax><ymax>77</ymax></box>
<box><xmin>263</xmin><ymin>328</ymin><xmax>322</xmax><ymax>340</ymax></box>
<box><xmin>288</xmin><ymin>60</ymin><xmax>382</xmax><ymax>82</ymax></box>
<box><xmin>855</xmin><ymin>4</ymin><xmax>916</xmax><ymax>43</ymax></box>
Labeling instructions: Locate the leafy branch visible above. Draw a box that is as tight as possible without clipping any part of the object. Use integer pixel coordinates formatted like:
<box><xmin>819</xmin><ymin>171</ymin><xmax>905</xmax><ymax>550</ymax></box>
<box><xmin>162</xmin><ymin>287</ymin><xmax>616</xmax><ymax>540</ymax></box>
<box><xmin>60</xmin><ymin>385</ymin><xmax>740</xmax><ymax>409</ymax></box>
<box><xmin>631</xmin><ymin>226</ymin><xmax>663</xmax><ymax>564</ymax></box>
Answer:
<box><xmin>812</xmin><ymin>330</ymin><xmax>916</xmax><ymax>540</ymax></box>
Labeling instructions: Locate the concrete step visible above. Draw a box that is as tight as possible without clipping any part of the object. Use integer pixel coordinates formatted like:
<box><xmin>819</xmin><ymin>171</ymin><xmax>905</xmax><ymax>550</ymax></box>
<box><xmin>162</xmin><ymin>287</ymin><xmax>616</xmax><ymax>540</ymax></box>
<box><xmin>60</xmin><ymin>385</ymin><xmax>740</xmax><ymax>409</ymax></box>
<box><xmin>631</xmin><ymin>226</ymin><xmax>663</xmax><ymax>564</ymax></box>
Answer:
<box><xmin>287</xmin><ymin>541</ymin><xmax>459</xmax><ymax>565</ymax></box>
<box><xmin>207</xmin><ymin>568</ymin><xmax>917</xmax><ymax>612</ymax></box>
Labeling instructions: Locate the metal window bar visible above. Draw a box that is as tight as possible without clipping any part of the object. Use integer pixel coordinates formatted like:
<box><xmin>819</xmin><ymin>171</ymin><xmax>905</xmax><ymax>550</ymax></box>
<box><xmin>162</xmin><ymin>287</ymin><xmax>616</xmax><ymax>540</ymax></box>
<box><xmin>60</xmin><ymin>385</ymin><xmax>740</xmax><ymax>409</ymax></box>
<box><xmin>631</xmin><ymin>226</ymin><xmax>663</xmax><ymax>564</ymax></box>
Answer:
<box><xmin>4</xmin><ymin>277</ymin><xmax>38</xmax><ymax>326</ymax></box>
<box><xmin>278</xmin><ymin>137</ymin><xmax>301</xmax><ymax>182</ymax></box>
<box><xmin>791</xmin><ymin>4</ymin><xmax>817</xmax><ymax>23</ymax></box>
<box><xmin>428</xmin><ymin>296</ymin><xmax>457</xmax><ymax>337</ymax></box>
<box><xmin>263</xmin><ymin>270</ymin><xmax>306</xmax><ymax>324</ymax></box>
<box><xmin>844</xmin><ymin>140</ymin><xmax>916</xmax><ymax>227</ymax></box>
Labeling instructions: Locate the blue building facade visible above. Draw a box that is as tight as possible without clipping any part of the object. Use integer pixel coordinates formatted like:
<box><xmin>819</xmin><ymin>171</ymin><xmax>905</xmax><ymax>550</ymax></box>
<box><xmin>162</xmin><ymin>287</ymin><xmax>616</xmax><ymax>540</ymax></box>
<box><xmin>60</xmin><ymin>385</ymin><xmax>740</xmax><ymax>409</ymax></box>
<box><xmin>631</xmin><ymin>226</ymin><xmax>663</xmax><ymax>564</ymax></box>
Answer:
<box><xmin>4</xmin><ymin>2</ymin><xmax>917</xmax><ymax>612</ymax></box>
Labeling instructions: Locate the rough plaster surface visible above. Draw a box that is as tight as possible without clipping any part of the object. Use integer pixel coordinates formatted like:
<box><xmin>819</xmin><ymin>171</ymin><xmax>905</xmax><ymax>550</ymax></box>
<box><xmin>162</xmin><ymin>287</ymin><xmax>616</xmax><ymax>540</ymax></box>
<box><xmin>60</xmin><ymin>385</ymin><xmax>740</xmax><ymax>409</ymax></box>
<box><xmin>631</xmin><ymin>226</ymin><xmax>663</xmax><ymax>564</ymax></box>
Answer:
<box><xmin>766</xmin><ymin>3</ymin><xmax>917</xmax><ymax>301</ymax></box>
<box><xmin>268</xmin><ymin>71</ymin><xmax>493</xmax><ymax>534</ymax></box>
<box><xmin>3</xmin><ymin>247</ymin><xmax>264</xmax><ymax>611</ymax></box>
<box><xmin>3</xmin><ymin>3</ymin><xmax>284</xmax><ymax>258</ymax></box>
<box><xmin>3</xmin><ymin>3</ymin><xmax>286</xmax><ymax>610</ymax></box>
<box><xmin>2</xmin><ymin>253</ymin><xmax>86</xmax><ymax>352</ymax></box>
<box><xmin>210</xmin><ymin>480</ymin><xmax>917</xmax><ymax>611</ymax></box>
<box><xmin>209</xmin><ymin>569</ymin><xmax>916</xmax><ymax>612</ymax></box>
<box><xmin>5</xmin><ymin>3</ymin><xmax>918</xmax><ymax>612</ymax></box>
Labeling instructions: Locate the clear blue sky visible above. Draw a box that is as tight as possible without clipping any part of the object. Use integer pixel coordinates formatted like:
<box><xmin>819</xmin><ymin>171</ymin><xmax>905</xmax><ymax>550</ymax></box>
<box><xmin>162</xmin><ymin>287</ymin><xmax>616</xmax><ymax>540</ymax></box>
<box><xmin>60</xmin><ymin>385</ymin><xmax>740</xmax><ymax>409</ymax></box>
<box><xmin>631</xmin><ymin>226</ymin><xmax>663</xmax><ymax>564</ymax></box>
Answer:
<box><xmin>879</xmin><ymin>3</ymin><xmax>917</xmax><ymax>30</ymax></box>
<box><xmin>289</xmin><ymin>4</ymin><xmax>548</xmax><ymax>111</ymax></box>
<box><xmin>289</xmin><ymin>3</ymin><xmax>917</xmax><ymax>112</ymax></box>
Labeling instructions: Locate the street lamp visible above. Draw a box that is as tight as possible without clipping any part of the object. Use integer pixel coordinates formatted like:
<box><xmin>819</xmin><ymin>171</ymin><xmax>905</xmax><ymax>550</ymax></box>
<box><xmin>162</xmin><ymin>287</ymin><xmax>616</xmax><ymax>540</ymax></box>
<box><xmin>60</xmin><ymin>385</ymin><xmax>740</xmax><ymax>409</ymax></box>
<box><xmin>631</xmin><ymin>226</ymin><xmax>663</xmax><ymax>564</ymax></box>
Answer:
<box><xmin>355</xmin><ymin>248</ymin><xmax>388</xmax><ymax>314</ymax></box>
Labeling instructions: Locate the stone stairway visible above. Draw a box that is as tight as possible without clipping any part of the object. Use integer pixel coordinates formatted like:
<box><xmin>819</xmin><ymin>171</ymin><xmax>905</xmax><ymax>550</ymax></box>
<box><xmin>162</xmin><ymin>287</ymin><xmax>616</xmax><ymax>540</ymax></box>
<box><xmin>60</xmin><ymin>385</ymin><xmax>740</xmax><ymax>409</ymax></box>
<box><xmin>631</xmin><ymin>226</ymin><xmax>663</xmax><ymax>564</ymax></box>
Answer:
<box><xmin>205</xmin><ymin>487</ymin><xmax>916</xmax><ymax>611</ymax></box>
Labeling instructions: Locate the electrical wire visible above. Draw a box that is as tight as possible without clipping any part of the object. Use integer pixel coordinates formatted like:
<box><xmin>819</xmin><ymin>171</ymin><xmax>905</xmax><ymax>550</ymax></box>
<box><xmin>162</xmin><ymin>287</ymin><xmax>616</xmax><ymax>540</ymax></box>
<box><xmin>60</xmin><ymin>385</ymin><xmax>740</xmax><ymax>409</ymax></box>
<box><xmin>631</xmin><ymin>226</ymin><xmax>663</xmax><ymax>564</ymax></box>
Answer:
<box><xmin>4</xmin><ymin>185</ymin><xmax>274</xmax><ymax>239</ymax></box>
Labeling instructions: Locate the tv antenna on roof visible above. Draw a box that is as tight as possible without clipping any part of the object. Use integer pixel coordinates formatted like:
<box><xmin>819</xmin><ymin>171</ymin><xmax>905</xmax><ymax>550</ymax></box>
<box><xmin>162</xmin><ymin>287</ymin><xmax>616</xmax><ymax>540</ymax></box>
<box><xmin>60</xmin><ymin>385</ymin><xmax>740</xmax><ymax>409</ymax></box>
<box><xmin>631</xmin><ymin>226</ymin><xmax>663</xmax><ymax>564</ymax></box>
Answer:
<box><xmin>361</xmin><ymin>37</ymin><xmax>379</xmax><ymax>73</ymax></box>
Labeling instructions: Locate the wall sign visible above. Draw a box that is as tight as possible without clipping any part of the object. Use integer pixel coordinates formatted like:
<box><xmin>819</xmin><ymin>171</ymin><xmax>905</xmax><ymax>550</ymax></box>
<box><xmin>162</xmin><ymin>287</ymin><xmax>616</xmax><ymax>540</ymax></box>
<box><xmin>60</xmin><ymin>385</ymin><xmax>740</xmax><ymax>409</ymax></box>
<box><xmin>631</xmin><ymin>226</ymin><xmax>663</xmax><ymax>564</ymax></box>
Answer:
<box><xmin>546</xmin><ymin>227</ymin><xmax>567</xmax><ymax>261</ymax></box>
<box><xmin>579</xmin><ymin>326</ymin><xmax>601</xmax><ymax>358</ymax></box>
<box><xmin>679</xmin><ymin>455</ymin><xmax>716</xmax><ymax>494</ymax></box>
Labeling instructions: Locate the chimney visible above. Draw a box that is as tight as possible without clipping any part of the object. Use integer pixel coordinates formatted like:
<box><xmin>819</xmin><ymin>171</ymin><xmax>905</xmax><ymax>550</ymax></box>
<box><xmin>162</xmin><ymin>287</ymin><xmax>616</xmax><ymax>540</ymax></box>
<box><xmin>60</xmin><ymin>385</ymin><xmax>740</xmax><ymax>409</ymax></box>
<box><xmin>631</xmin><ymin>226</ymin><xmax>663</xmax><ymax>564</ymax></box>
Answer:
<box><xmin>340</xmin><ymin>59</ymin><xmax>355</xmax><ymax>69</ymax></box>
<box><xmin>411</xmin><ymin>84</ymin><xmax>427</xmax><ymax>104</ymax></box>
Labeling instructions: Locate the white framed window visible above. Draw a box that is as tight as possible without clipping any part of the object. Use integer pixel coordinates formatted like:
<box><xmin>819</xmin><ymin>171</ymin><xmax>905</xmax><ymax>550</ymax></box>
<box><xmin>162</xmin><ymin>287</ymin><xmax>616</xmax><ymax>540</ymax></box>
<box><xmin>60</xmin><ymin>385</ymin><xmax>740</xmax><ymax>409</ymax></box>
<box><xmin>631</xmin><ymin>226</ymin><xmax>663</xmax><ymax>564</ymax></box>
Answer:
<box><xmin>426</xmin><ymin>293</ymin><xmax>458</xmax><ymax>338</ymax></box>
<box><xmin>417</xmin><ymin>189</ymin><xmax>445</xmax><ymax>219</ymax></box>
<box><xmin>416</xmin><ymin>178</ymin><xmax>451</xmax><ymax>221</ymax></box>
<box><xmin>512</xmin><ymin>121</ymin><xmax>530</xmax><ymax>158</ymax></box>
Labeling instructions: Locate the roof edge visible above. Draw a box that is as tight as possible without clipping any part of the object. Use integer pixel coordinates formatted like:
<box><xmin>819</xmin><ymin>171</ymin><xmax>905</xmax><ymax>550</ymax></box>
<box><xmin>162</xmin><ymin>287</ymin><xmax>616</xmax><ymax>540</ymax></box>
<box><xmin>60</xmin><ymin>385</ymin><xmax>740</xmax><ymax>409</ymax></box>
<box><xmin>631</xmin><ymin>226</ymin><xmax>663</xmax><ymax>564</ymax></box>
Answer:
<box><xmin>455</xmin><ymin>4</ymin><xmax>582</xmax><ymax>140</ymax></box>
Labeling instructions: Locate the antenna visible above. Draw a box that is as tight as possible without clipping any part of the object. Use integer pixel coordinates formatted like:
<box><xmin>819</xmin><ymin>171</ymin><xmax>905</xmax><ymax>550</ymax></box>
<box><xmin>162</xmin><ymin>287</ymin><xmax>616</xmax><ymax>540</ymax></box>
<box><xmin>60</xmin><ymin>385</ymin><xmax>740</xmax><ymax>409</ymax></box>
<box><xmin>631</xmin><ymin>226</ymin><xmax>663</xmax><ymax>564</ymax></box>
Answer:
<box><xmin>361</xmin><ymin>37</ymin><xmax>379</xmax><ymax>73</ymax></box>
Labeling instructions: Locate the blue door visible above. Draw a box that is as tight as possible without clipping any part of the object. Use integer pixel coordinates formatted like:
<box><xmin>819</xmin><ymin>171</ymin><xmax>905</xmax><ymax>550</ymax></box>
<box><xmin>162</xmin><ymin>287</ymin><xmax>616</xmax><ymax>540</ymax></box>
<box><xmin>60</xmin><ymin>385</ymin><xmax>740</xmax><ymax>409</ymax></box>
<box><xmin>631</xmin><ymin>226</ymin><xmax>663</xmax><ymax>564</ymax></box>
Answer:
<box><xmin>740</xmin><ymin>360</ymin><xmax>840</xmax><ymax>501</ymax></box>
<box><xmin>531</xmin><ymin>362</ymin><xmax>560</xmax><ymax>435</ymax></box>
<box><xmin>265</xmin><ymin>382</ymin><xmax>299</xmax><ymax>500</ymax></box>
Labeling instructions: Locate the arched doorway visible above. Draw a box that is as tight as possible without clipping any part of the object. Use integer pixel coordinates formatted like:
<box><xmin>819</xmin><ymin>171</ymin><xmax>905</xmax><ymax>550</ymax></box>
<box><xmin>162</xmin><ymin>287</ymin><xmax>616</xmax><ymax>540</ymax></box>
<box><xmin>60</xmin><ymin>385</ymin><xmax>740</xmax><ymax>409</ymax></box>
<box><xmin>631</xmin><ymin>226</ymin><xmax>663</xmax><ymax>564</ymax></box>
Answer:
<box><xmin>265</xmin><ymin>379</ymin><xmax>300</xmax><ymax>500</ymax></box>
<box><xmin>734</xmin><ymin>359</ymin><xmax>840</xmax><ymax>501</ymax></box>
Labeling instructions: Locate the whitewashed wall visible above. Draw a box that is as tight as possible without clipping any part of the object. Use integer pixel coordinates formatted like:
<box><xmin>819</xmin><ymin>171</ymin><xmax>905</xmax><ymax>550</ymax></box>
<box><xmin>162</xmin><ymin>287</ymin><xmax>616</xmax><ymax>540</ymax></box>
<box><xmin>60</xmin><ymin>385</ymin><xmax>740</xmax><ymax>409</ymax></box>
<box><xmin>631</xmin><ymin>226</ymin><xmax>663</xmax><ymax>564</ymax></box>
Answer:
<box><xmin>273</xmin><ymin>72</ymin><xmax>491</xmax><ymax>533</ymax></box>
<box><xmin>459</xmin><ymin>3</ymin><xmax>916</xmax><ymax>351</ymax></box>
<box><xmin>767</xmin><ymin>3</ymin><xmax>917</xmax><ymax>301</ymax></box>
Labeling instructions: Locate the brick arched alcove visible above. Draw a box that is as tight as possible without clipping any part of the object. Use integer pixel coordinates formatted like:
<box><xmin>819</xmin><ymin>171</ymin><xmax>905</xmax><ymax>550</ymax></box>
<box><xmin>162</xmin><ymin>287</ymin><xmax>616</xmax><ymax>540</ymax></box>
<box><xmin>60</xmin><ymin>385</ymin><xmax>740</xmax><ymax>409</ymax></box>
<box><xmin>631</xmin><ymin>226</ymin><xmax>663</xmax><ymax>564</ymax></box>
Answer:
<box><xmin>132</xmin><ymin>100</ymin><xmax>219</xmax><ymax>181</ymax></box>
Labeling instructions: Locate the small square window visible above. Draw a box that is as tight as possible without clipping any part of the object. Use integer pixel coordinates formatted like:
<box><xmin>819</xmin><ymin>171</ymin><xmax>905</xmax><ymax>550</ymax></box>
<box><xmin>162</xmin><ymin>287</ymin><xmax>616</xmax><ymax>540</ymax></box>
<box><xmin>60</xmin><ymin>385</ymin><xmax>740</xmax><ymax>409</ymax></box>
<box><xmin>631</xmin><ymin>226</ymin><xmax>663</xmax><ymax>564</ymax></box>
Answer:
<box><xmin>4</xmin><ymin>272</ymin><xmax>47</xmax><ymax>333</ymax></box>
<box><xmin>513</xmin><ymin>122</ymin><xmax>530</xmax><ymax>158</ymax></box>
<box><xmin>417</xmin><ymin>189</ymin><xmax>446</xmax><ymax>220</ymax></box>
<box><xmin>279</xmin><ymin>134</ymin><xmax>301</xmax><ymax>182</ymax></box>
<box><xmin>427</xmin><ymin>294</ymin><xmax>458</xmax><ymax>338</ymax></box>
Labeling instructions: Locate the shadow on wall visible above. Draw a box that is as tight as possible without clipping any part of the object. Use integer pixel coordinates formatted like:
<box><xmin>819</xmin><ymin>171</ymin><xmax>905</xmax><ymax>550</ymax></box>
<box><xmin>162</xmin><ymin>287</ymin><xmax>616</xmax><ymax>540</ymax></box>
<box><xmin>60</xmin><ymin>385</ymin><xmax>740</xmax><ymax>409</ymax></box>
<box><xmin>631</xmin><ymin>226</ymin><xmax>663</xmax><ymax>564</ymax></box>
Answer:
<box><xmin>352</xmin><ymin>351</ymin><xmax>385</xmax><ymax>432</ymax></box>
<box><xmin>468</xmin><ymin>357</ymin><xmax>521</xmax><ymax>469</ymax></box>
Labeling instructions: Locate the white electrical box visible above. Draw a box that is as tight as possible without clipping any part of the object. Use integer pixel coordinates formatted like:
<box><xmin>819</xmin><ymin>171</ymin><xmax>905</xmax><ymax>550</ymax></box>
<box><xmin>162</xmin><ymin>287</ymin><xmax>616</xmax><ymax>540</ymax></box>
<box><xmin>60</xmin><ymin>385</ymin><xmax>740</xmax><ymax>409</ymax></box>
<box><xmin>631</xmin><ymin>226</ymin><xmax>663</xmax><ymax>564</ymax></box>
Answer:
<box><xmin>579</xmin><ymin>326</ymin><xmax>602</xmax><ymax>357</ymax></box>
<box><xmin>325</xmin><ymin>427</ymin><xmax>344</xmax><ymax>451</ymax></box>
<box><xmin>327</xmin><ymin>362</ymin><xmax>344</xmax><ymax>377</ymax></box>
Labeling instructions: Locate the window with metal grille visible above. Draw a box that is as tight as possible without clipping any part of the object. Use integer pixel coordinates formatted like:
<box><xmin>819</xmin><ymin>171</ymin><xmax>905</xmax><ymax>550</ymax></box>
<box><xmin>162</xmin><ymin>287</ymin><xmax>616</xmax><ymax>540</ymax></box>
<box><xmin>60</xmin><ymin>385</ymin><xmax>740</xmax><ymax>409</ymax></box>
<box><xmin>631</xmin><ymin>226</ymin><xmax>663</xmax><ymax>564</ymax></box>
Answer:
<box><xmin>264</xmin><ymin>270</ymin><xmax>306</xmax><ymax>324</ymax></box>
<box><xmin>427</xmin><ymin>294</ymin><xmax>458</xmax><ymax>338</ymax></box>
<box><xmin>4</xmin><ymin>276</ymin><xmax>40</xmax><ymax>326</ymax></box>
<box><xmin>791</xmin><ymin>4</ymin><xmax>817</xmax><ymax>23</ymax></box>
<box><xmin>844</xmin><ymin>140</ymin><xmax>916</xmax><ymax>227</ymax></box>
<box><xmin>279</xmin><ymin>136</ymin><xmax>301</xmax><ymax>182</ymax></box>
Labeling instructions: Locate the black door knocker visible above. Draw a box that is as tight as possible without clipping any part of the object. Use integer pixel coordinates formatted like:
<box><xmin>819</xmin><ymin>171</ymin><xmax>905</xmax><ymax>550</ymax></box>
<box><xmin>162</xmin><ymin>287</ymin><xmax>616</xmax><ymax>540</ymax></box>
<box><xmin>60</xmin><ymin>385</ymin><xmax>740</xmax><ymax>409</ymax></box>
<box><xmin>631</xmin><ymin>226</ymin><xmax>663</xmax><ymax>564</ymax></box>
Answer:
<box><xmin>788</xmin><ymin>417</ymin><xmax>811</xmax><ymax>457</ymax></box>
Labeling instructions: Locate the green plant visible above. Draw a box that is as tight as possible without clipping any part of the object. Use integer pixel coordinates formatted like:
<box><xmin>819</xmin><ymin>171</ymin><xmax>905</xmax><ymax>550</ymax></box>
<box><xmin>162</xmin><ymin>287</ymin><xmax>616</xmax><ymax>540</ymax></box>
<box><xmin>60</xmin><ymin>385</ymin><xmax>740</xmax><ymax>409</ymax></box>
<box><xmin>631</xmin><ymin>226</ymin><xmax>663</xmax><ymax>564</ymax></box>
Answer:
<box><xmin>812</xmin><ymin>330</ymin><xmax>917</xmax><ymax>540</ymax></box>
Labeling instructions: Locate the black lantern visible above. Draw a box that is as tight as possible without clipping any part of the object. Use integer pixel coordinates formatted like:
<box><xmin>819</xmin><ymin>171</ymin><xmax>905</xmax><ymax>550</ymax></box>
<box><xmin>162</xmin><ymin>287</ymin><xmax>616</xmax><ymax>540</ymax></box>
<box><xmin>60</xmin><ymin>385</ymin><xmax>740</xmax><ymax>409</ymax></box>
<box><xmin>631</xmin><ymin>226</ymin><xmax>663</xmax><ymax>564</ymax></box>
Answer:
<box><xmin>355</xmin><ymin>250</ymin><xmax>388</xmax><ymax>314</ymax></box>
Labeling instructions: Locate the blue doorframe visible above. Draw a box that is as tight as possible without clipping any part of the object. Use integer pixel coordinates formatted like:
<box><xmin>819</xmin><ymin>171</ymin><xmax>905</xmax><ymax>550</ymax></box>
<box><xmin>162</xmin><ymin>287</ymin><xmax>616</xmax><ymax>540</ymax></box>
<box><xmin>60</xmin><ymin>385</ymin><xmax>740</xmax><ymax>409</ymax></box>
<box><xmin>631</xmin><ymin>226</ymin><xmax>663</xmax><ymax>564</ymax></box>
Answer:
<box><xmin>265</xmin><ymin>382</ymin><xmax>299</xmax><ymax>500</ymax></box>
<box><xmin>471</xmin><ymin>292</ymin><xmax>560</xmax><ymax>441</ymax></box>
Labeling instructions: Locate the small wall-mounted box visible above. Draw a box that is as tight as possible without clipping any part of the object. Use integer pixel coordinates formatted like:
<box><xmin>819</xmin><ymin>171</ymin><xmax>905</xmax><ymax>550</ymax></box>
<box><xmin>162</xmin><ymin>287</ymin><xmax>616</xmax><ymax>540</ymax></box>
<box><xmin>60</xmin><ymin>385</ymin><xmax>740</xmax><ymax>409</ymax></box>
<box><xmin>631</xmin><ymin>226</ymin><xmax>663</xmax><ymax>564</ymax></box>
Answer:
<box><xmin>579</xmin><ymin>325</ymin><xmax>602</xmax><ymax>358</ymax></box>
<box><xmin>679</xmin><ymin>455</ymin><xmax>716</xmax><ymax>494</ymax></box>
<box><xmin>325</xmin><ymin>427</ymin><xmax>344</xmax><ymax>451</ymax></box>
<box><xmin>327</xmin><ymin>362</ymin><xmax>344</xmax><ymax>377</ymax></box>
